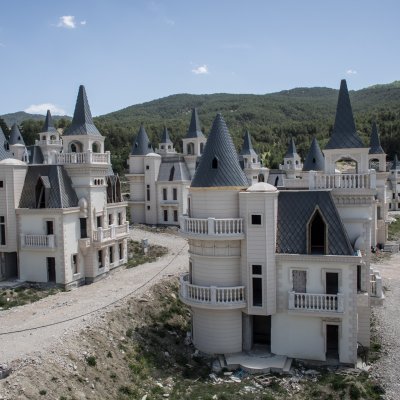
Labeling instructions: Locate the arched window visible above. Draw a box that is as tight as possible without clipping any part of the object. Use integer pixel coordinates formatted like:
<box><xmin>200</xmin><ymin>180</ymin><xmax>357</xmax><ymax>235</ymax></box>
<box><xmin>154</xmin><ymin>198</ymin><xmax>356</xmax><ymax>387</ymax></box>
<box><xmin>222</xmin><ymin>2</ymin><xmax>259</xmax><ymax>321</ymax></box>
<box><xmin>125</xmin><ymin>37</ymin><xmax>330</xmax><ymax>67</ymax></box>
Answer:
<box><xmin>308</xmin><ymin>210</ymin><xmax>326</xmax><ymax>254</ymax></box>
<box><xmin>71</xmin><ymin>144</ymin><xmax>77</xmax><ymax>153</ymax></box>
<box><xmin>187</xmin><ymin>142</ymin><xmax>194</xmax><ymax>155</ymax></box>
<box><xmin>42</xmin><ymin>136</ymin><xmax>46</xmax><ymax>141</ymax></box>
<box><xmin>212</xmin><ymin>157</ymin><xmax>218</xmax><ymax>169</ymax></box>
<box><xmin>92</xmin><ymin>142</ymin><xmax>100</xmax><ymax>153</ymax></box>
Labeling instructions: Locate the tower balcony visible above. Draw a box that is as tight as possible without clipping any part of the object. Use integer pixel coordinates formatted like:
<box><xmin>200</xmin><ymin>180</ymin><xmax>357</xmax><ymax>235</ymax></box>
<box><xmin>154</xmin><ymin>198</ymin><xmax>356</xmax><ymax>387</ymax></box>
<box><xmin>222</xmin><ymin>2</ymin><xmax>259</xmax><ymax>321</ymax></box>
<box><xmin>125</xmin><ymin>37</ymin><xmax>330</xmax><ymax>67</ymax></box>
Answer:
<box><xmin>21</xmin><ymin>234</ymin><xmax>56</xmax><ymax>249</ymax></box>
<box><xmin>288</xmin><ymin>291</ymin><xmax>344</xmax><ymax>314</ymax></box>
<box><xmin>180</xmin><ymin>216</ymin><xmax>244</xmax><ymax>240</ymax></box>
<box><xmin>92</xmin><ymin>222</ymin><xmax>130</xmax><ymax>243</ymax></box>
<box><xmin>56</xmin><ymin>150</ymin><xmax>111</xmax><ymax>165</ymax></box>
<box><xmin>309</xmin><ymin>171</ymin><xmax>376</xmax><ymax>190</ymax></box>
<box><xmin>179</xmin><ymin>274</ymin><xmax>246</xmax><ymax>309</ymax></box>
<box><xmin>35</xmin><ymin>139</ymin><xmax>63</xmax><ymax>146</ymax></box>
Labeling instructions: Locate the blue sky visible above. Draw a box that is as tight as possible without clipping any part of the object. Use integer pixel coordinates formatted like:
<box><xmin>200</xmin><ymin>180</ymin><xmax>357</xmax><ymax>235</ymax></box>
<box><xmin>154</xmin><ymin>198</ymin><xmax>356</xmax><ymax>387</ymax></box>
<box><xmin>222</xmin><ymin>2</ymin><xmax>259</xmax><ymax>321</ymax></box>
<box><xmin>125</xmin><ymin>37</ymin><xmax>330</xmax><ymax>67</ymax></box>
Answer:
<box><xmin>0</xmin><ymin>0</ymin><xmax>399</xmax><ymax>116</ymax></box>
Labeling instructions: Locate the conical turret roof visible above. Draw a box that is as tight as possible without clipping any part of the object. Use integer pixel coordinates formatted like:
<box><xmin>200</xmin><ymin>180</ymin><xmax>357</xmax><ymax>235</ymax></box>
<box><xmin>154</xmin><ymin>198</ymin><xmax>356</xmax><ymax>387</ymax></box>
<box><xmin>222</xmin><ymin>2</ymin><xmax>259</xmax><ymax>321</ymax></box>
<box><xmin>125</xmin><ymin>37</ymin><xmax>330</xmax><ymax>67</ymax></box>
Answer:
<box><xmin>9</xmin><ymin>123</ymin><xmax>25</xmax><ymax>145</ymax></box>
<box><xmin>240</xmin><ymin>130</ymin><xmax>257</xmax><ymax>156</ymax></box>
<box><xmin>369</xmin><ymin>122</ymin><xmax>384</xmax><ymax>154</ymax></box>
<box><xmin>63</xmin><ymin>85</ymin><xmax>101</xmax><ymax>136</ymax></box>
<box><xmin>160</xmin><ymin>126</ymin><xmax>172</xmax><ymax>144</ymax></box>
<box><xmin>186</xmin><ymin>108</ymin><xmax>204</xmax><ymax>138</ymax></box>
<box><xmin>131</xmin><ymin>124</ymin><xmax>154</xmax><ymax>155</ymax></box>
<box><xmin>0</xmin><ymin>127</ymin><xmax>11</xmax><ymax>160</ymax></box>
<box><xmin>391</xmin><ymin>154</ymin><xmax>400</xmax><ymax>170</ymax></box>
<box><xmin>303</xmin><ymin>137</ymin><xmax>325</xmax><ymax>171</ymax></box>
<box><xmin>191</xmin><ymin>113</ymin><xmax>248</xmax><ymax>188</ymax></box>
<box><xmin>42</xmin><ymin>110</ymin><xmax>57</xmax><ymax>133</ymax></box>
<box><xmin>325</xmin><ymin>79</ymin><xmax>364</xmax><ymax>149</ymax></box>
<box><xmin>285</xmin><ymin>137</ymin><xmax>297</xmax><ymax>158</ymax></box>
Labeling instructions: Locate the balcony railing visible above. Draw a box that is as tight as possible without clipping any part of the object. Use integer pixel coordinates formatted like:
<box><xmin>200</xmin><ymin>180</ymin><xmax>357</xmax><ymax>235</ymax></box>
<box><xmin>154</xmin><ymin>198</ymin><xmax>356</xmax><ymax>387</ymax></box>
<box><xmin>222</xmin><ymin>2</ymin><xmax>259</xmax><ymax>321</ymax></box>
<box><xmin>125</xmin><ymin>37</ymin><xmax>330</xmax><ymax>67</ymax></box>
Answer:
<box><xmin>21</xmin><ymin>234</ymin><xmax>55</xmax><ymax>249</ymax></box>
<box><xmin>35</xmin><ymin>139</ymin><xmax>63</xmax><ymax>146</ymax></box>
<box><xmin>180</xmin><ymin>216</ymin><xmax>244</xmax><ymax>238</ymax></box>
<box><xmin>288</xmin><ymin>291</ymin><xmax>344</xmax><ymax>313</ymax></box>
<box><xmin>56</xmin><ymin>151</ymin><xmax>111</xmax><ymax>165</ymax></box>
<box><xmin>179</xmin><ymin>274</ymin><xmax>246</xmax><ymax>309</ymax></box>
<box><xmin>309</xmin><ymin>171</ymin><xmax>376</xmax><ymax>190</ymax></box>
<box><xmin>93</xmin><ymin>222</ymin><xmax>130</xmax><ymax>242</ymax></box>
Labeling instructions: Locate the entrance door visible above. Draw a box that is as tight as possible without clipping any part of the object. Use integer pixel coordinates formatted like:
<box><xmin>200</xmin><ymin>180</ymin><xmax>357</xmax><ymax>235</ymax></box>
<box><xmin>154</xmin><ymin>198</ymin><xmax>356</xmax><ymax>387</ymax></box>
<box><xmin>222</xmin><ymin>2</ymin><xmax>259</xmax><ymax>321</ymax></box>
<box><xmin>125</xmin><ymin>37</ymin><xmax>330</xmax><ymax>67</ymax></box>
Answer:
<box><xmin>326</xmin><ymin>272</ymin><xmax>339</xmax><ymax>294</ymax></box>
<box><xmin>47</xmin><ymin>257</ymin><xmax>56</xmax><ymax>282</ymax></box>
<box><xmin>326</xmin><ymin>324</ymin><xmax>339</xmax><ymax>359</ymax></box>
<box><xmin>253</xmin><ymin>315</ymin><xmax>271</xmax><ymax>346</ymax></box>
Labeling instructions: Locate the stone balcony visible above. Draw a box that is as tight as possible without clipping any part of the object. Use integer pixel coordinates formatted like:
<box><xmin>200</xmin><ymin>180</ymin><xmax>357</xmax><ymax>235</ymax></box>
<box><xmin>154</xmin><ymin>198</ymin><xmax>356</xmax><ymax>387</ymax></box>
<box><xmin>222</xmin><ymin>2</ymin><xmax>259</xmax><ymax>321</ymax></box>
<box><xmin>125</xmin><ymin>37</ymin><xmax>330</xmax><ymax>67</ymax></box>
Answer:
<box><xmin>309</xmin><ymin>171</ymin><xmax>376</xmax><ymax>190</ymax></box>
<box><xmin>179</xmin><ymin>274</ymin><xmax>246</xmax><ymax>309</ymax></box>
<box><xmin>35</xmin><ymin>139</ymin><xmax>63</xmax><ymax>146</ymax></box>
<box><xmin>21</xmin><ymin>234</ymin><xmax>55</xmax><ymax>249</ymax></box>
<box><xmin>92</xmin><ymin>222</ymin><xmax>130</xmax><ymax>243</ymax></box>
<box><xmin>288</xmin><ymin>291</ymin><xmax>344</xmax><ymax>314</ymax></box>
<box><xmin>56</xmin><ymin>151</ymin><xmax>111</xmax><ymax>165</ymax></box>
<box><xmin>180</xmin><ymin>216</ymin><xmax>244</xmax><ymax>240</ymax></box>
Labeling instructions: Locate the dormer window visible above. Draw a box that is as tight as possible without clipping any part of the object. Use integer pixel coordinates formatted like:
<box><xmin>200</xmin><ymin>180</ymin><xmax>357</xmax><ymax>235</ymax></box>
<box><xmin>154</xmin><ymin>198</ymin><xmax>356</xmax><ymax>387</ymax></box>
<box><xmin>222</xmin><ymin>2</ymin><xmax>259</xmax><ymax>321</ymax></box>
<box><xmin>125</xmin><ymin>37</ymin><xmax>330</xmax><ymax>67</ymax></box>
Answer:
<box><xmin>135</xmin><ymin>143</ymin><xmax>138</xmax><ymax>148</ymax></box>
<box><xmin>4</xmin><ymin>142</ymin><xmax>9</xmax><ymax>151</ymax></box>
<box><xmin>35</xmin><ymin>179</ymin><xmax>46</xmax><ymax>208</ymax></box>
<box><xmin>169</xmin><ymin>166</ymin><xmax>175</xmax><ymax>181</ymax></box>
<box><xmin>148</xmin><ymin>143</ymin><xmax>152</xmax><ymax>148</ymax></box>
<box><xmin>308</xmin><ymin>209</ymin><xmax>327</xmax><ymax>254</ymax></box>
<box><xmin>212</xmin><ymin>157</ymin><xmax>218</xmax><ymax>169</ymax></box>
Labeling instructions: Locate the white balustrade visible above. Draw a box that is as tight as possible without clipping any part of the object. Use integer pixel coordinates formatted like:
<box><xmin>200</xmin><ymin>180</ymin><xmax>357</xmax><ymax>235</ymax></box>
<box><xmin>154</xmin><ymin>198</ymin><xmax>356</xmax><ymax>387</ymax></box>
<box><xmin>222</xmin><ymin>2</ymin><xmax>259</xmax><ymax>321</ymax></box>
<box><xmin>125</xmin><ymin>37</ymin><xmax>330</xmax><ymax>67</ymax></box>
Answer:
<box><xmin>35</xmin><ymin>139</ymin><xmax>63</xmax><ymax>146</ymax></box>
<box><xmin>180</xmin><ymin>274</ymin><xmax>245</xmax><ymax>307</ymax></box>
<box><xmin>180</xmin><ymin>216</ymin><xmax>244</xmax><ymax>237</ymax></box>
<box><xmin>309</xmin><ymin>172</ymin><xmax>376</xmax><ymax>190</ymax></box>
<box><xmin>21</xmin><ymin>234</ymin><xmax>55</xmax><ymax>248</ymax></box>
<box><xmin>93</xmin><ymin>222</ymin><xmax>130</xmax><ymax>242</ymax></box>
<box><xmin>56</xmin><ymin>150</ymin><xmax>110</xmax><ymax>165</ymax></box>
<box><xmin>288</xmin><ymin>291</ymin><xmax>344</xmax><ymax>313</ymax></box>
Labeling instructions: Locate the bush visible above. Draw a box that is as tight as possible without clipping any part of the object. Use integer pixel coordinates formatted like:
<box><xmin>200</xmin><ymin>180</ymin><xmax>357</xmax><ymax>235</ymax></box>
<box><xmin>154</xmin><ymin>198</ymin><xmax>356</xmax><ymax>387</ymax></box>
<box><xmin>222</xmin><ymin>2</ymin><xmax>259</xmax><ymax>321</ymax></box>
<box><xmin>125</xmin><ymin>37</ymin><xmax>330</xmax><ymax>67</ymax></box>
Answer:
<box><xmin>86</xmin><ymin>356</ymin><xmax>97</xmax><ymax>367</ymax></box>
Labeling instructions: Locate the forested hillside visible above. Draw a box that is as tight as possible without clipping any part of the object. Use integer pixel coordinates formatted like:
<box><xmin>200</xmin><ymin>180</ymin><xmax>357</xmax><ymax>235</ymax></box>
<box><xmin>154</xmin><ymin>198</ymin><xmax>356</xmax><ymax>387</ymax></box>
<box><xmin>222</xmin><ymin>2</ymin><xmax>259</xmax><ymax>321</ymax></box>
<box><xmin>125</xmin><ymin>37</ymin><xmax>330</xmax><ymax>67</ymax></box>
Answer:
<box><xmin>2</xmin><ymin>81</ymin><xmax>400</xmax><ymax>173</ymax></box>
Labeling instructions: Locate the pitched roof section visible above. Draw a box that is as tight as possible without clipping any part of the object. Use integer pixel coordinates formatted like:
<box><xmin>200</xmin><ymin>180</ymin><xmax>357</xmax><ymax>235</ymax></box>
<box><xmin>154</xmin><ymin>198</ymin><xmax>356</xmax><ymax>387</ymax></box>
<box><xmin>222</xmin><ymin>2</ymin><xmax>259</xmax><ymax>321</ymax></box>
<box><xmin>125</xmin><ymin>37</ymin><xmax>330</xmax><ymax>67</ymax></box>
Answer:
<box><xmin>391</xmin><ymin>154</ymin><xmax>400</xmax><ymax>170</ymax></box>
<box><xmin>131</xmin><ymin>124</ymin><xmax>154</xmax><ymax>155</ymax></box>
<box><xmin>42</xmin><ymin>110</ymin><xmax>57</xmax><ymax>133</ymax></box>
<box><xmin>277</xmin><ymin>191</ymin><xmax>354</xmax><ymax>256</ymax></box>
<box><xmin>186</xmin><ymin>108</ymin><xmax>204</xmax><ymax>138</ymax></box>
<box><xmin>26</xmin><ymin>145</ymin><xmax>44</xmax><ymax>164</ymax></box>
<box><xmin>303</xmin><ymin>137</ymin><xmax>325</xmax><ymax>171</ymax></box>
<box><xmin>63</xmin><ymin>85</ymin><xmax>102</xmax><ymax>137</ymax></box>
<box><xmin>191</xmin><ymin>113</ymin><xmax>249</xmax><ymax>188</ymax></box>
<box><xmin>158</xmin><ymin>156</ymin><xmax>191</xmax><ymax>182</ymax></box>
<box><xmin>19</xmin><ymin>165</ymin><xmax>78</xmax><ymax>208</ymax></box>
<box><xmin>369</xmin><ymin>122</ymin><xmax>385</xmax><ymax>154</ymax></box>
<box><xmin>325</xmin><ymin>79</ymin><xmax>365</xmax><ymax>149</ymax></box>
<box><xmin>285</xmin><ymin>137</ymin><xmax>298</xmax><ymax>157</ymax></box>
<box><xmin>160</xmin><ymin>126</ymin><xmax>172</xmax><ymax>144</ymax></box>
<box><xmin>9</xmin><ymin>123</ymin><xmax>25</xmax><ymax>145</ymax></box>
<box><xmin>0</xmin><ymin>127</ymin><xmax>11</xmax><ymax>161</ymax></box>
<box><xmin>240</xmin><ymin>130</ymin><xmax>257</xmax><ymax>156</ymax></box>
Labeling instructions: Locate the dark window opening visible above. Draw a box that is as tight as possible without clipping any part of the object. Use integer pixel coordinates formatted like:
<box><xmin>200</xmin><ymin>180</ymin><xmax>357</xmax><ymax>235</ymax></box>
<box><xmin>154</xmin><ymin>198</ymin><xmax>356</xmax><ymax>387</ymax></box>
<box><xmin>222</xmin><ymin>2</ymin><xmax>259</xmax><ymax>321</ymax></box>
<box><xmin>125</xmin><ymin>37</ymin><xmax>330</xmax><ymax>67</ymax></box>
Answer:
<box><xmin>98</xmin><ymin>250</ymin><xmax>103</xmax><ymax>268</ymax></box>
<box><xmin>46</xmin><ymin>220</ymin><xmax>54</xmax><ymax>235</ymax></box>
<box><xmin>118</xmin><ymin>212</ymin><xmax>122</xmax><ymax>225</ymax></box>
<box><xmin>326</xmin><ymin>325</ymin><xmax>339</xmax><ymax>359</ymax></box>
<box><xmin>146</xmin><ymin>185</ymin><xmax>150</xmax><ymax>201</ymax></box>
<box><xmin>173</xmin><ymin>188</ymin><xmax>177</xmax><ymax>200</ymax></box>
<box><xmin>97</xmin><ymin>216</ymin><xmax>102</xmax><ymax>228</ymax></box>
<box><xmin>0</xmin><ymin>181</ymin><xmax>3</xmax><ymax>188</ymax></box>
<box><xmin>163</xmin><ymin>188</ymin><xmax>167</xmax><ymax>200</ymax></box>
<box><xmin>377</xmin><ymin>207</ymin><xmax>382</xmax><ymax>220</ymax></box>
<box><xmin>4</xmin><ymin>142</ymin><xmax>9</xmax><ymax>151</ymax></box>
<box><xmin>251</xmin><ymin>214</ymin><xmax>262</xmax><ymax>225</ymax></box>
<box><xmin>0</xmin><ymin>216</ymin><xmax>5</xmax><ymax>245</ymax></box>
<box><xmin>72</xmin><ymin>254</ymin><xmax>78</xmax><ymax>274</ymax></box>
<box><xmin>146</xmin><ymin>165</ymin><xmax>149</xmax><ymax>170</ymax></box>
<box><xmin>212</xmin><ymin>157</ymin><xmax>218</xmax><ymax>169</ymax></box>
<box><xmin>119</xmin><ymin>243</ymin><xmax>123</xmax><ymax>260</ymax></box>
<box><xmin>253</xmin><ymin>315</ymin><xmax>271</xmax><ymax>345</ymax></box>
<box><xmin>108</xmin><ymin>214</ymin><xmax>113</xmax><ymax>226</ymax></box>
<box><xmin>274</xmin><ymin>176</ymin><xmax>279</xmax><ymax>187</ymax></box>
<box><xmin>163</xmin><ymin>209</ymin><xmax>168</xmax><ymax>222</ymax></box>
<box><xmin>357</xmin><ymin>265</ymin><xmax>362</xmax><ymax>292</ymax></box>
<box><xmin>258</xmin><ymin>174</ymin><xmax>264</xmax><ymax>183</ymax></box>
<box><xmin>147</xmin><ymin>205</ymin><xmax>150</xmax><ymax>210</ymax></box>
<box><xmin>109</xmin><ymin>247</ymin><xmax>114</xmax><ymax>264</ymax></box>
<box><xmin>252</xmin><ymin>265</ymin><xmax>262</xmax><ymax>275</ymax></box>
<box><xmin>326</xmin><ymin>272</ymin><xmax>339</xmax><ymax>294</ymax></box>
<box><xmin>80</xmin><ymin>218</ymin><xmax>87</xmax><ymax>238</ymax></box>
<box><xmin>47</xmin><ymin>257</ymin><xmax>56</xmax><ymax>282</ymax></box>
<box><xmin>252</xmin><ymin>278</ymin><xmax>262</xmax><ymax>307</ymax></box>
<box><xmin>169</xmin><ymin>166</ymin><xmax>175</xmax><ymax>181</ymax></box>
<box><xmin>174</xmin><ymin>210</ymin><xmax>178</xmax><ymax>222</ymax></box>
<box><xmin>309</xmin><ymin>211</ymin><xmax>326</xmax><ymax>254</ymax></box>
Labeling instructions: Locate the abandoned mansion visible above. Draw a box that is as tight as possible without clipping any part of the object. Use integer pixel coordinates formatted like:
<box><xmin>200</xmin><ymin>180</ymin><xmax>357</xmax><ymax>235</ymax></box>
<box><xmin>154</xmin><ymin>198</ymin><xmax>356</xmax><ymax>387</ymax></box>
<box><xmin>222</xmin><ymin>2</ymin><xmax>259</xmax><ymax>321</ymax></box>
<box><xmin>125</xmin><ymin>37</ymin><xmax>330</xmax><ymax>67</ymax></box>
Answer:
<box><xmin>0</xmin><ymin>79</ymin><xmax>391</xmax><ymax>365</ymax></box>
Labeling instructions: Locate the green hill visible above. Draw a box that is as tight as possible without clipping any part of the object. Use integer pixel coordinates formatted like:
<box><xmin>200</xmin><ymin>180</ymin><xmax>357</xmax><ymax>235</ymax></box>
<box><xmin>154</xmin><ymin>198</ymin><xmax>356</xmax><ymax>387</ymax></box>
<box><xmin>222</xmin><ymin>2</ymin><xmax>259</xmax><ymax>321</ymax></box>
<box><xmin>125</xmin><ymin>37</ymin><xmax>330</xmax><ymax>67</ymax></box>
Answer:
<box><xmin>1</xmin><ymin>111</ymin><xmax>71</xmax><ymax>127</ymax></box>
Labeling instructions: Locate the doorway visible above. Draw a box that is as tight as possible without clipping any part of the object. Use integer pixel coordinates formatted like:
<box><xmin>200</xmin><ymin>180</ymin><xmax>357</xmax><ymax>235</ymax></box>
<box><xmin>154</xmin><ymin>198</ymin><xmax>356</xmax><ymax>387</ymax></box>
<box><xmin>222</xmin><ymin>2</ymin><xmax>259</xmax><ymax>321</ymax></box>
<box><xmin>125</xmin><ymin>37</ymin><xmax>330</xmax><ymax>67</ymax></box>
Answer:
<box><xmin>47</xmin><ymin>257</ymin><xmax>56</xmax><ymax>283</ymax></box>
<box><xmin>253</xmin><ymin>315</ymin><xmax>271</xmax><ymax>346</ymax></box>
<box><xmin>326</xmin><ymin>324</ymin><xmax>339</xmax><ymax>359</ymax></box>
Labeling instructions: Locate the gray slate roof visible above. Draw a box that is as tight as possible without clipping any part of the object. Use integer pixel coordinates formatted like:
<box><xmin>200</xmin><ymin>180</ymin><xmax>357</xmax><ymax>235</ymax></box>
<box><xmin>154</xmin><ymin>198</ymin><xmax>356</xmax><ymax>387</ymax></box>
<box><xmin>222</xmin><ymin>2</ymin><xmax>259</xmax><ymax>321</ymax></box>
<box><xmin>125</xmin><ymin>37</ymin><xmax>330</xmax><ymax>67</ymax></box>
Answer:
<box><xmin>240</xmin><ymin>131</ymin><xmax>257</xmax><ymax>157</ymax></box>
<box><xmin>325</xmin><ymin>79</ymin><xmax>365</xmax><ymax>149</ymax></box>
<box><xmin>285</xmin><ymin>137</ymin><xmax>298</xmax><ymax>157</ymax></box>
<box><xmin>63</xmin><ymin>85</ymin><xmax>102</xmax><ymax>137</ymax></box>
<box><xmin>303</xmin><ymin>137</ymin><xmax>325</xmax><ymax>171</ymax></box>
<box><xmin>369</xmin><ymin>122</ymin><xmax>385</xmax><ymax>154</ymax></box>
<box><xmin>19</xmin><ymin>165</ymin><xmax>78</xmax><ymax>209</ymax></box>
<box><xmin>186</xmin><ymin>108</ymin><xmax>204</xmax><ymax>138</ymax></box>
<box><xmin>42</xmin><ymin>110</ymin><xmax>57</xmax><ymax>133</ymax></box>
<box><xmin>158</xmin><ymin>156</ymin><xmax>191</xmax><ymax>182</ymax></box>
<box><xmin>27</xmin><ymin>145</ymin><xmax>44</xmax><ymax>164</ymax></box>
<box><xmin>191</xmin><ymin>113</ymin><xmax>249</xmax><ymax>188</ymax></box>
<box><xmin>160</xmin><ymin>126</ymin><xmax>172</xmax><ymax>144</ymax></box>
<box><xmin>267</xmin><ymin>170</ymin><xmax>285</xmax><ymax>187</ymax></box>
<box><xmin>277</xmin><ymin>191</ymin><xmax>354</xmax><ymax>256</ymax></box>
<box><xmin>391</xmin><ymin>154</ymin><xmax>400</xmax><ymax>170</ymax></box>
<box><xmin>131</xmin><ymin>124</ymin><xmax>154</xmax><ymax>155</ymax></box>
<box><xmin>9</xmin><ymin>123</ymin><xmax>25</xmax><ymax>145</ymax></box>
<box><xmin>0</xmin><ymin>127</ymin><xmax>11</xmax><ymax>161</ymax></box>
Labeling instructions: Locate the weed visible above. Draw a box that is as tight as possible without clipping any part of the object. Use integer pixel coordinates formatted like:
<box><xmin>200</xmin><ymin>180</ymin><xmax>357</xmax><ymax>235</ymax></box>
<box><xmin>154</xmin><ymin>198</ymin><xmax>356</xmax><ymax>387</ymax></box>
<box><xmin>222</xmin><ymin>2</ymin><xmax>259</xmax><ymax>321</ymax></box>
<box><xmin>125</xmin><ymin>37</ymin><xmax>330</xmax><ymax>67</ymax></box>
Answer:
<box><xmin>86</xmin><ymin>356</ymin><xmax>97</xmax><ymax>367</ymax></box>
<box><xmin>107</xmin><ymin>350</ymin><xmax>113</xmax><ymax>358</ymax></box>
<box><xmin>349</xmin><ymin>383</ymin><xmax>361</xmax><ymax>399</ymax></box>
<box><xmin>39</xmin><ymin>389</ymin><xmax>47</xmax><ymax>395</ymax></box>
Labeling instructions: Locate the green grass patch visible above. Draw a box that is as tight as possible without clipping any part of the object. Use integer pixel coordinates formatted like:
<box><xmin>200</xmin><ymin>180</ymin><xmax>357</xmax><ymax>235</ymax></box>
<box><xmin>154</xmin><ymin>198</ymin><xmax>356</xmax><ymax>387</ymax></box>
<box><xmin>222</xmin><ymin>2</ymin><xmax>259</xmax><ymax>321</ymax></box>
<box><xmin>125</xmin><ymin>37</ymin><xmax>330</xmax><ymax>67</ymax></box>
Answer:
<box><xmin>126</xmin><ymin>240</ymin><xmax>168</xmax><ymax>269</ymax></box>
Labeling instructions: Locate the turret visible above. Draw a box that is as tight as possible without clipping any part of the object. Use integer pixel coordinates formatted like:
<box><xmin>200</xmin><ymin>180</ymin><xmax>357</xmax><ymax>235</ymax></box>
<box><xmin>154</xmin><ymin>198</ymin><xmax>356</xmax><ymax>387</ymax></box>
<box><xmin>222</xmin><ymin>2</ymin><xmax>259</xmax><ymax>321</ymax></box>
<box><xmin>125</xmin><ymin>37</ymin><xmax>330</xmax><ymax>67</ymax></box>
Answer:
<box><xmin>36</xmin><ymin>110</ymin><xmax>63</xmax><ymax>164</ymax></box>
<box><xmin>9</xmin><ymin>123</ymin><xmax>28</xmax><ymax>162</ymax></box>
<box><xmin>279</xmin><ymin>137</ymin><xmax>302</xmax><ymax>176</ymax></box>
<box><xmin>157</xmin><ymin>126</ymin><xmax>176</xmax><ymax>156</ymax></box>
<box><xmin>368</xmin><ymin>122</ymin><xmax>386</xmax><ymax>172</ymax></box>
<box><xmin>303</xmin><ymin>137</ymin><xmax>324</xmax><ymax>171</ymax></box>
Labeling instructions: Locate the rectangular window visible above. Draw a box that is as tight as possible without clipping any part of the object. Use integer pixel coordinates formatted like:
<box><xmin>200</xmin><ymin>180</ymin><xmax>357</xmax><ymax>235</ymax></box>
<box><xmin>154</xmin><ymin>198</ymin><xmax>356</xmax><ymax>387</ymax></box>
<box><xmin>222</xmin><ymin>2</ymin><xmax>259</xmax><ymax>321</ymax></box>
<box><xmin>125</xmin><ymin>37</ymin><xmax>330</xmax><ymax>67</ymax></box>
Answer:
<box><xmin>377</xmin><ymin>207</ymin><xmax>381</xmax><ymax>220</ymax></box>
<box><xmin>80</xmin><ymin>218</ymin><xmax>87</xmax><ymax>239</ymax></box>
<box><xmin>97</xmin><ymin>216</ymin><xmax>102</xmax><ymax>228</ymax></box>
<box><xmin>0</xmin><ymin>216</ymin><xmax>5</xmax><ymax>245</ymax></box>
<box><xmin>72</xmin><ymin>254</ymin><xmax>78</xmax><ymax>274</ymax></box>
<box><xmin>147</xmin><ymin>205</ymin><xmax>150</xmax><ymax>210</ymax></box>
<box><xmin>393</xmin><ymin>193</ymin><xmax>396</xmax><ymax>199</ymax></box>
<box><xmin>146</xmin><ymin>185</ymin><xmax>150</xmax><ymax>201</ymax></box>
<box><xmin>292</xmin><ymin>270</ymin><xmax>307</xmax><ymax>293</ymax></box>
<box><xmin>119</xmin><ymin>243</ymin><xmax>123</xmax><ymax>260</ymax></box>
<box><xmin>163</xmin><ymin>209</ymin><xmax>168</xmax><ymax>222</ymax></box>
<box><xmin>251</xmin><ymin>264</ymin><xmax>262</xmax><ymax>307</ymax></box>
<box><xmin>163</xmin><ymin>188</ymin><xmax>167</xmax><ymax>200</ymax></box>
<box><xmin>357</xmin><ymin>265</ymin><xmax>362</xmax><ymax>292</ymax></box>
<box><xmin>118</xmin><ymin>212</ymin><xmax>122</xmax><ymax>225</ymax></box>
<box><xmin>173</xmin><ymin>210</ymin><xmax>178</xmax><ymax>222</ymax></box>
<box><xmin>46</xmin><ymin>220</ymin><xmax>54</xmax><ymax>235</ymax></box>
<box><xmin>251</xmin><ymin>214</ymin><xmax>262</xmax><ymax>225</ymax></box>
<box><xmin>0</xmin><ymin>181</ymin><xmax>3</xmax><ymax>188</ymax></box>
<box><xmin>109</xmin><ymin>247</ymin><xmax>114</xmax><ymax>264</ymax></box>
<box><xmin>47</xmin><ymin>257</ymin><xmax>56</xmax><ymax>282</ymax></box>
<box><xmin>98</xmin><ymin>250</ymin><xmax>103</xmax><ymax>268</ymax></box>
<box><xmin>173</xmin><ymin>188</ymin><xmax>177</xmax><ymax>200</ymax></box>
<box><xmin>108</xmin><ymin>214</ymin><xmax>113</xmax><ymax>226</ymax></box>
<box><xmin>146</xmin><ymin>165</ymin><xmax>149</xmax><ymax>170</ymax></box>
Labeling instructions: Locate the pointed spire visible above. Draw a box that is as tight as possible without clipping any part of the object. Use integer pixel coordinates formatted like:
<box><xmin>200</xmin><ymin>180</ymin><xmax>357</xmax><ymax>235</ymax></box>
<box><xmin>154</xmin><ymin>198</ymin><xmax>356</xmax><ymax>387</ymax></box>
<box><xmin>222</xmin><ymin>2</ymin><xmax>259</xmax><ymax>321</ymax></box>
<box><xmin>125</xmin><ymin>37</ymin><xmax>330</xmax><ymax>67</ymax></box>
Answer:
<box><xmin>392</xmin><ymin>154</ymin><xmax>400</xmax><ymax>170</ymax></box>
<box><xmin>42</xmin><ymin>110</ymin><xmax>57</xmax><ymax>133</ymax></box>
<box><xmin>0</xmin><ymin>126</ymin><xmax>11</xmax><ymax>160</ymax></box>
<box><xmin>240</xmin><ymin>130</ymin><xmax>257</xmax><ymax>156</ymax></box>
<box><xmin>63</xmin><ymin>85</ymin><xmax>101</xmax><ymax>136</ymax></box>
<box><xmin>325</xmin><ymin>79</ymin><xmax>364</xmax><ymax>149</ymax></box>
<box><xmin>131</xmin><ymin>124</ymin><xmax>154</xmax><ymax>155</ymax></box>
<box><xmin>369</xmin><ymin>122</ymin><xmax>384</xmax><ymax>154</ymax></box>
<box><xmin>186</xmin><ymin>108</ymin><xmax>204</xmax><ymax>138</ymax></box>
<box><xmin>303</xmin><ymin>137</ymin><xmax>325</xmax><ymax>171</ymax></box>
<box><xmin>191</xmin><ymin>113</ymin><xmax>248</xmax><ymax>188</ymax></box>
<box><xmin>9</xmin><ymin>123</ymin><xmax>25</xmax><ymax>145</ymax></box>
<box><xmin>285</xmin><ymin>137</ymin><xmax>297</xmax><ymax>158</ymax></box>
<box><xmin>160</xmin><ymin>126</ymin><xmax>172</xmax><ymax>144</ymax></box>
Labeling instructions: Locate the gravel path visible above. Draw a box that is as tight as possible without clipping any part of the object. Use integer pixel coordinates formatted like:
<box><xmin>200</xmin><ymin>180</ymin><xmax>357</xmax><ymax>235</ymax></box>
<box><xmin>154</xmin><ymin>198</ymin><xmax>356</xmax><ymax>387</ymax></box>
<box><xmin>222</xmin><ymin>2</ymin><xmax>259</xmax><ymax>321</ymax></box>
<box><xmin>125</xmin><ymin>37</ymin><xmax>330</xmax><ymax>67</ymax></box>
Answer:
<box><xmin>370</xmin><ymin>252</ymin><xmax>400</xmax><ymax>400</ymax></box>
<box><xmin>0</xmin><ymin>228</ymin><xmax>188</xmax><ymax>365</ymax></box>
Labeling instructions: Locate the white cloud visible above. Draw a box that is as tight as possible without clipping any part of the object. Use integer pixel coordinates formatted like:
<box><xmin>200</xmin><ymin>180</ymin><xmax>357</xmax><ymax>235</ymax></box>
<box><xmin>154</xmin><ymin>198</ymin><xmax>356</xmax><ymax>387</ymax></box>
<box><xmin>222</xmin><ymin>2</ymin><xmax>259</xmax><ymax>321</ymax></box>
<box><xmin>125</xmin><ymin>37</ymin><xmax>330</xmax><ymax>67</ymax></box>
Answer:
<box><xmin>80</xmin><ymin>20</ymin><xmax>87</xmax><ymax>26</ymax></box>
<box><xmin>25</xmin><ymin>103</ymin><xmax>66</xmax><ymax>116</ymax></box>
<box><xmin>57</xmin><ymin>16</ymin><xmax>76</xmax><ymax>29</ymax></box>
<box><xmin>346</xmin><ymin>69</ymin><xmax>358</xmax><ymax>75</ymax></box>
<box><xmin>192</xmin><ymin>65</ymin><xmax>209</xmax><ymax>75</ymax></box>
